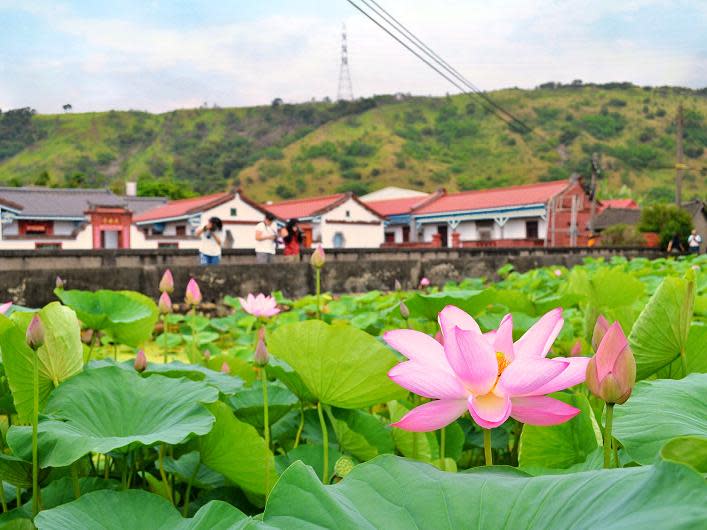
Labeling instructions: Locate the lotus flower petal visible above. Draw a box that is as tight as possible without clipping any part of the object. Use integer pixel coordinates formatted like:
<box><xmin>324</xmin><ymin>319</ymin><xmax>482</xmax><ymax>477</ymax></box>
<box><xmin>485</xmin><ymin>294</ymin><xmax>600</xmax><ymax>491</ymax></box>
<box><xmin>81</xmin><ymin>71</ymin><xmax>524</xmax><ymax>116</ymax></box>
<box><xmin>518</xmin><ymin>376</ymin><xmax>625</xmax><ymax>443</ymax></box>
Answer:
<box><xmin>498</xmin><ymin>358</ymin><xmax>567</xmax><ymax>396</ymax></box>
<box><xmin>383</xmin><ymin>329</ymin><xmax>445</xmax><ymax>363</ymax></box>
<box><xmin>510</xmin><ymin>396</ymin><xmax>581</xmax><ymax>425</ymax></box>
<box><xmin>468</xmin><ymin>393</ymin><xmax>512</xmax><ymax>429</ymax></box>
<box><xmin>388</xmin><ymin>360</ymin><xmax>466</xmax><ymax>400</ymax></box>
<box><xmin>595</xmin><ymin>322</ymin><xmax>629</xmax><ymax>380</ymax></box>
<box><xmin>438</xmin><ymin>305</ymin><xmax>481</xmax><ymax>337</ymax></box>
<box><xmin>448</xmin><ymin>326</ymin><xmax>497</xmax><ymax>395</ymax></box>
<box><xmin>392</xmin><ymin>399</ymin><xmax>467</xmax><ymax>432</ymax></box>
<box><xmin>514</xmin><ymin>308</ymin><xmax>563</xmax><ymax>358</ymax></box>
<box><xmin>0</xmin><ymin>301</ymin><xmax>11</xmax><ymax>315</ymax></box>
<box><xmin>529</xmin><ymin>356</ymin><xmax>591</xmax><ymax>396</ymax></box>
<box><xmin>493</xmin><ymin>313</ymin><xmax>515</xmax><ymax>360</ymax></box>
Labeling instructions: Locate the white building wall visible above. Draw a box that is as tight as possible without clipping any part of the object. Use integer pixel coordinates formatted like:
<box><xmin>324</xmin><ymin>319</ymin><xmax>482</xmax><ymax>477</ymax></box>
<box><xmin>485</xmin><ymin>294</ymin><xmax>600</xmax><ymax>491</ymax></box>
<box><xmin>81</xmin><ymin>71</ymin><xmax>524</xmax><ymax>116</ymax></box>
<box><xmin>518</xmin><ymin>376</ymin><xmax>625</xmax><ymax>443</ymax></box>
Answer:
<box><xmin>0</xmin><ymin>223</ymin><xmax>93</xmax><ymax>250</ymax></box>
<box><xmin>319</xmin><ymin>199</ymin><xmax>384</xmax><ymax>248</ymax></box>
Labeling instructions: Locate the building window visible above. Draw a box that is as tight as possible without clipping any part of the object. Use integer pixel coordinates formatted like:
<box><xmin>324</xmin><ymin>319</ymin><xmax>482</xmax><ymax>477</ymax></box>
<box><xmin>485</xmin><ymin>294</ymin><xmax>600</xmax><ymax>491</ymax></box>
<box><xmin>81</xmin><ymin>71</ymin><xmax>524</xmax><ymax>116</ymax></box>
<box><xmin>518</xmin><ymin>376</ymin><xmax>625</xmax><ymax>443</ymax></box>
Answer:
<box><xmin>35</xmin><ymin>242</ymin><xmax>61</xmax><ymax>249</ymax></box>
<box><xmin>476</xmin><ymin>220</ymin><xmax>493</xmax><ymax>241</ymax></box>
<box><xmin>402</xmin><ymin>225</ymin><xmax>410</xmax><ymax>242</ymax></box>
<box><xmin>345</xmin><ymin>210</ymin><xmax>351</xmax><ymax>218</ymax></box>
<box><xmin>230</xmin><ymin>208</ymin><xmax>237</xmax><ymax>217</ymax></box>
<box><xmin>385</xmin><ymin>232</ymin><xmax>395</xmax><ymax>243</ymax></box>
<box><xmin>176</xmin><ymin>225</ymin><xmax>186</xmax><ymax>236</ymax></box>
<box><xmin>158</xmin><ymin>242</ymin><xmax>179</xmax><ymax>249</ymax></box>
<box><xmin>333</xmin><ymin>232</ymin><xmax>345</xmax><ymax>248</ymax></box>
<box><xmin>526</xmin><ymin>220</ymin><xmax>539</xmax><ymax>239</ymax></box>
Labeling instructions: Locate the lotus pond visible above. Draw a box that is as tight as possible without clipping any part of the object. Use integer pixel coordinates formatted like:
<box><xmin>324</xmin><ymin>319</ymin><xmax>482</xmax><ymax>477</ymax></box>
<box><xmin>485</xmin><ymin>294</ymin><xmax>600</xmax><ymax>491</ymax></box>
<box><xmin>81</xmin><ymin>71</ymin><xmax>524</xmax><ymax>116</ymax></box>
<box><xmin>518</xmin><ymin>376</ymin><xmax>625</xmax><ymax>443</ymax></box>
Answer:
<box><xmin>0</xmin><ymin>254</ymin><xmax>705</xmax><ymax>529</ymax></box>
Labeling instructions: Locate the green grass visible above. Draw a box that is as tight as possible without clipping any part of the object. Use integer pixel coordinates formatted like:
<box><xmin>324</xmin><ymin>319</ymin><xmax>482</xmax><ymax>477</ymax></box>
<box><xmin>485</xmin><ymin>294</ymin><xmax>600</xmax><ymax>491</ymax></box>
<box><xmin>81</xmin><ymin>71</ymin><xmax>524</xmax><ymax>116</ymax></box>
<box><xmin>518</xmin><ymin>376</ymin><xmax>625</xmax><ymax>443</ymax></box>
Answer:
<box><xmin>0</xmin><ymin>85</ymin><xmax>704</xmax><ymax>201</ymax></box>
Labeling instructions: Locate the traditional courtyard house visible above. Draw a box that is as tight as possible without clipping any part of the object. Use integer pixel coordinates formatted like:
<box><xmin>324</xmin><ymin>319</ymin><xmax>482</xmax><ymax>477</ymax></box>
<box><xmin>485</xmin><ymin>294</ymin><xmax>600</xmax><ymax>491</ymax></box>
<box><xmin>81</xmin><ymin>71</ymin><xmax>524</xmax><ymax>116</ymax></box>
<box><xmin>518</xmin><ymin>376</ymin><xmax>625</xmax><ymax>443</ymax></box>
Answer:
<box><xmin>0</xmin><ymin>186</ymin><xmax>165</xmax><ymax>250</ymax></box>
<box><xmin>682</xmin><ymin>200</ymin><xmax>707</xmax><ymax>241</ymax></box>
<box><xmin>592</xmin><ymin>207</ymin><xmax>642</xmax><ymax>234</ymax></box>
<box><xmin>407</xmin><ymin>178</ymin><xmax>593</xmax><ymax>248</ymax></box>
<box><xmin>363</xmin><ymin>189</ymin><xmax>443</xmax><ymax>246</ymax></box>
<box><xmin>264</xmin><ymin>192</ymin><xmax>385</xmax><ymax>249</ymax></box>
<box><xmin>132</xmin><ymin>189</ymin><xmax>273</xmax><ymax>249</ymax></box>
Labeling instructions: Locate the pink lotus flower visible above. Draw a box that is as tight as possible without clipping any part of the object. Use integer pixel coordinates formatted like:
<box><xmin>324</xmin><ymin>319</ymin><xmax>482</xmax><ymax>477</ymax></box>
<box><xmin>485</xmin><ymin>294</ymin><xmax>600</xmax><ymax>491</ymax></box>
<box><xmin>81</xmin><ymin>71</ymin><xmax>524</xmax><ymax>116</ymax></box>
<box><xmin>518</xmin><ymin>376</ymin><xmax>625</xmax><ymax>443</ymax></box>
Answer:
<box><xmin>553</xmin><ymin>269</ymin><xmax>563</xmax><ymax>277</ymax></box>
<box><xmin>238</xmin><ymin>293</ymin><xmax>280</xmax><ymax>318</ymax></box>
<box><xmin>26</xmin><ymin>314</ymin><xmax>44</xmax><ymax>349</ymax></box>
<box><xmin>184</xmin><ymin>278</ymin><xmax>202</xmax><ymax>306</ymax></box>
<box><xmin>220</xmin><ymin>362</ymin><xmax>230</xmax><ymax>374</ymax></box>
<box><xmin>384</xmin><ymin>306</ymin><xmax>589</xmax><ymax>431</ymax></box>
<box><xmin>55</xmin><ymin>276</ymin><xmax>65</xmax><ymax>290</ymax></box>
<box><xmin>159</xmin><ymin>269</ymin><xmax>174</xmax><ymax>294</ymax></box>
<box><xmin>419</xmin><ymin>277</ymin><xmax>430</xmax><ymax>287</ymax></box>
<box><xmin>586</xmin><ymin>319</ymin><xmax>635</xmax><ymax>405</ymax></box>
<box><xmin>158</xmin><ymin>292</ymin><xmax>172</xmax><ymax>315</ymax></box>
<box><xmin>254</xmin><ymin>327</ymin><xmax>269</xmax><ymax>366</ymax></box>
<box><xmin>0</xmin><ymin>301</ymin><xmax>11</xmax><ymax>315</ymax></box>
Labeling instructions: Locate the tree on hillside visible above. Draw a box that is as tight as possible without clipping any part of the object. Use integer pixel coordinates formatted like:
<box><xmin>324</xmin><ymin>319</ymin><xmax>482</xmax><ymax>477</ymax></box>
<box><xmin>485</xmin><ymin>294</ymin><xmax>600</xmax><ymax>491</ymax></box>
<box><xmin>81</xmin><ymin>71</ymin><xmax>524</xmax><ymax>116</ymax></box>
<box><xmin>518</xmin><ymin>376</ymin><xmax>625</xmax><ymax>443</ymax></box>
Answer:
<box><xmin>0</xmin><ymin>107</ymin><xmax>45</xmax><ymax>161</ymax></box>
<box><xmin>63</xmin><ymin>104</ymin><xmax>73</xmax><ymax>113</ymax></box>
<box><xmin>639</xmin><ymin>204</ymin><xmax>693</xmax><ymax>248</ymax></box>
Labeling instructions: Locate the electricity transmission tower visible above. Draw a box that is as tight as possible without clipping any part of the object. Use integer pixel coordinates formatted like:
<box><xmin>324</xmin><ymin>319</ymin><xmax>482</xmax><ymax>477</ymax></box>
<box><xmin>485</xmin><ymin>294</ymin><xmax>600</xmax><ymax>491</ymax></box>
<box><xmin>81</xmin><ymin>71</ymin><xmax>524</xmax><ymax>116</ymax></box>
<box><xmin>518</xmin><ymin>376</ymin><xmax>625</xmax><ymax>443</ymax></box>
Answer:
<box><xmin>337</xmin><ymin>24</ymin><xmax>354</xmax><ymax>101</ymax></box>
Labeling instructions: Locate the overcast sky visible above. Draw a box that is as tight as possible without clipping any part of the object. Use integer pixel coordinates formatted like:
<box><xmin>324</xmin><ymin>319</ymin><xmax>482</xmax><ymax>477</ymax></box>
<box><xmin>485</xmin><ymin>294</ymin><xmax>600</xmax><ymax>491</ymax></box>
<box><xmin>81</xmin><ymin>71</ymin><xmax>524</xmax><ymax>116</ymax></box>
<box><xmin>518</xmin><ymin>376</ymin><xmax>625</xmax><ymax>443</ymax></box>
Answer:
<box><xmin>1</xmin><ymin>0</ymin><xmax>705</xmax><ymax>114</ymax></box>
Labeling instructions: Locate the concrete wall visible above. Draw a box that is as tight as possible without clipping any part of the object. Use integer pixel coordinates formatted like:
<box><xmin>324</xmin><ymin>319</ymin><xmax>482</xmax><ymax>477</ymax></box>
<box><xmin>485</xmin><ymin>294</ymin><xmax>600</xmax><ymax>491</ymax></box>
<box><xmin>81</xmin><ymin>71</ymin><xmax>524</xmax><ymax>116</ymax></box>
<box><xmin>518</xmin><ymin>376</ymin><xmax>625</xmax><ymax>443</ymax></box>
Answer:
<box><xmin>0</xmin><ymin>247</ymin><xmax>661</xmax><ymax>308</ymax></box>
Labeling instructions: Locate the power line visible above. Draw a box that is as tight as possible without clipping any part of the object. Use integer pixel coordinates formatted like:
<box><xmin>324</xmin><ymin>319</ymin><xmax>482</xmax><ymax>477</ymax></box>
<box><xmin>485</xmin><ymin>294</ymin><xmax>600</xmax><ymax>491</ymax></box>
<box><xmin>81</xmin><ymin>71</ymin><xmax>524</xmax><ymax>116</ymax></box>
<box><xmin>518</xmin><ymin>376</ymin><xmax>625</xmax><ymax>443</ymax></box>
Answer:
<box><xmin>345</xmin><ymin>0</ymin><xmax>542</xmax><ymax>137</ymax></box>
<box><xmin>337</xmin><ymin>23</ymin><xmax>354</xmax><ymax>101</ymax></box>
<box><xmin>360</xmin><ymin>0</ymin><xmax>537</xmax><ymax>135</ymax></box>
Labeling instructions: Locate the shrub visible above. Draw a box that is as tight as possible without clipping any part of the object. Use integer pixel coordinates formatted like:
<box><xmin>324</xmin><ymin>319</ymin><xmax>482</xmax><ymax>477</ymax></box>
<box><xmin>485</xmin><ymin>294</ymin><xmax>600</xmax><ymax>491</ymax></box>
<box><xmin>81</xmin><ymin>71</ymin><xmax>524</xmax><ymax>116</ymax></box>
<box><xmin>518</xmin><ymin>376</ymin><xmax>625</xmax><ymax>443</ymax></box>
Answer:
<box><xmin>301</xmin><ymin>141</ymin><xmax>338</xmax><ymax>160</ymax></box>
<box><xmin>274</xmin><ymin>184</ymin><xmax>295</xmax><ymax>199</ymax></box>
<box><xmin>344</xmin><ymin>140</ymin><xmax>376</xmax><ymax>157</ymax></box>
<box><xmin>336</xmin><ymin>181</ymin><xmax>370</xmax><ymax>195</ymax></box>
<box><xmin>600</xmin><ymin>224</ymin><xmax>645</xmax><ymax>246</ymax></box>
<box><xmin>639</xmin><ymin>203</ymin><xmax>693</xmax><ymax>247</ymax></box>
<box><xmin>579</xmin><ymin>112</ymin><xmax>626</xmax><ymax>139</ymax></box>
<box><xmin>607</xmin><ymin>98</ymin><xmax>627</xmax><ymax>107</ymax></box>
<box><xmin>540</xmin><ymin>165</ymin><xmax>571</xmax><ymax>182</ymax></box>
<box><xmin>609</xmin><ymin>143</ymin><xmax>661</xmax><ymax>169</ymax></box>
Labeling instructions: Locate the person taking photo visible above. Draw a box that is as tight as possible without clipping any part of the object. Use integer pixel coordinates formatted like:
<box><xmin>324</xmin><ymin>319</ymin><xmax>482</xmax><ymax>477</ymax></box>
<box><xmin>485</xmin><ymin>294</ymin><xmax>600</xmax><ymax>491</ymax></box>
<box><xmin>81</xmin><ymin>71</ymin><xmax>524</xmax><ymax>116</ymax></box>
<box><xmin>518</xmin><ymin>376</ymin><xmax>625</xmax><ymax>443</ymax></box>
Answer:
<box><xmin>255</xmin><ymin>213</ymin><xmax>278</xmax><ymax>264</ymax></box>
<box><xmin>195</xmin><ymin>216</ymin><xmax>223</xmax><ymax>265</ymax></box>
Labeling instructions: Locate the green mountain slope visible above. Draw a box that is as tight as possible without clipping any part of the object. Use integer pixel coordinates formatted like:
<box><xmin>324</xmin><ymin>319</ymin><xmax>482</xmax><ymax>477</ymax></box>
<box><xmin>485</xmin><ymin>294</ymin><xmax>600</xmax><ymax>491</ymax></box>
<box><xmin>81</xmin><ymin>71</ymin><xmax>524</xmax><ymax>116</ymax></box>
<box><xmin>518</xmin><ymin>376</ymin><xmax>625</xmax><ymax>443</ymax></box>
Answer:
<box><xmin>1</xmin><ymin>84</ymin><xmax>704</xmax><ymax>202</ymax></box>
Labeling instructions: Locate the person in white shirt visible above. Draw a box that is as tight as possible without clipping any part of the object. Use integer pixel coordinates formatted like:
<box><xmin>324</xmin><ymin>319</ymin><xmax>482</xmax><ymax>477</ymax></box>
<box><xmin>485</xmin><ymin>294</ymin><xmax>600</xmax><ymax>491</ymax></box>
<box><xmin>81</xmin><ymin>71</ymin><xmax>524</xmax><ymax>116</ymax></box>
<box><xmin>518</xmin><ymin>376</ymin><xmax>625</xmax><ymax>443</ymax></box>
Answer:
<box><xmin>688</xmin><ymin>229</ymin><xmax>702</xmax><ymax>254</ymax></box>
<box><xmin>195</xmin><ymin>217</ymin><xmax>223</xmax><ymax>265</ymax></box>
<box><xmin>254</xmin><ymin>213</ymin><xmax>278</xmax><ymax>263</ymax></box>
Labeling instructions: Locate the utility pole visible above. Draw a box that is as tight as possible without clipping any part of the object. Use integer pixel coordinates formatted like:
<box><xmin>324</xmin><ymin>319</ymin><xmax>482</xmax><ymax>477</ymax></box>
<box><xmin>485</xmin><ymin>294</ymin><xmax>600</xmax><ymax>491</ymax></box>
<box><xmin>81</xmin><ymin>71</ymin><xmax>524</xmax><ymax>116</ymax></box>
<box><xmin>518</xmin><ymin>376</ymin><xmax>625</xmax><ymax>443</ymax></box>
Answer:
<box><xmin>675</xmin><ymin>104</ymin><xmax>684</xmax><ymax>206</ymax></box>
<box><xmin>337</xmin><ymin>24</ymin><xmax>354</xmax><ymax>101</ymax></box>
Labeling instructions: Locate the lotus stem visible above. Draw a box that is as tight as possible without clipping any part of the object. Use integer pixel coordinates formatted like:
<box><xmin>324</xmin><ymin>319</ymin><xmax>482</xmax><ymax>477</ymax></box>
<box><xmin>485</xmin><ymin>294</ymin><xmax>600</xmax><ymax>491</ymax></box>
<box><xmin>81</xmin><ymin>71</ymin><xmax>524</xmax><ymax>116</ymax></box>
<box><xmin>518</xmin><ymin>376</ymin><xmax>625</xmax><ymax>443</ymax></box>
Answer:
<box><xmin>603</xmin><ymin>403</ymin><xmax>615</xmax><ymax>469</ymax></box>
<box><xmin>182</xmin><ymin>457</ymin><xmax>199</xmax><ymax>517</ymax></box>
<box><xmin>293</xmin><ymin>404</ymin><xmax>305</xmax><ymax>449</ymax></box>
<box><xmin>0</xmin><ymin>482</ymin><xmax>7</xmax><ymax>512</ymax></box>
<box><xmin>613</xmin><ymin>438</ymin><xmax>620</xmax><ymax>468</ymax></box>
<box><xmin>315</xmin><ymin>268</ymin><xmax>321</xmax><ymax>319</ymax></box>
<box><xmin>679</xmin><ymin>348</ymin><xmax>688</xmax><ymax>378</ymax></box>
<box><xmin>31</xmin><ymin>346</ymin><xmax>39</xmax><ymax>517</ymax></box>
<box><xmin>189</xmin><ymin>308</ymin><xmax>198</xmax><ymax>364</ymax></box>
<box><xmin>161</xmin><ymin>314</ymin><xmax>169</xmax><ymax>364</ymax></box>
<box><xmin>85</xmin><ymin>330</ymin><xmax>97</xmax><ymax>366</ymax></box>
<box><xmin>317</xmin><ymin>401</ymin><xmax>328</xmax><ymax>484</ymax></box>
<box><xmin>113</xmin><ymin>344</ymin><xmax>118</xmax><ymax>361</ymax></box>
<box><xmin>261</xmin><ymin>369</ymin><xmax>270</xmax><ymax>450</ymax></box>
<box><xmin>158</xmin><ymin>444</ymin><xmax>173</xmax><ymax>504</ymax></box>
<box><xmin>439</xmin><ymin>427</ymin><xmax>446</xmax><ymax>471</ymax></box>
<box><xmin>104</xmin><ymin>455</ymin><xmax>110</xmax><ymax>479</ymax></box>
<box><xmin>71</xmin><ymin>462</ymin><xmax>81</xmax><ymax>499</ymax></box>
<box><xmin>483</xmin><ymin>429</ymin><xmax>493</xmax><ymax>466</ymax></box>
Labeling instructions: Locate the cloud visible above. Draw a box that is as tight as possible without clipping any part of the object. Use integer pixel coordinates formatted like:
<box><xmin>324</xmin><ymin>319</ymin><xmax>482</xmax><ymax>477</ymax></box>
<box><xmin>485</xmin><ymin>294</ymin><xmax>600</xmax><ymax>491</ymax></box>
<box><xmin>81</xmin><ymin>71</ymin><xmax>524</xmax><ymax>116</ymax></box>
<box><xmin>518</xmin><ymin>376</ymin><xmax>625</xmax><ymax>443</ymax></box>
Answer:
<box><xmin>0</xmin><ymin>0</ymin><xmax>704</xmax><ymax>113</ymax></box>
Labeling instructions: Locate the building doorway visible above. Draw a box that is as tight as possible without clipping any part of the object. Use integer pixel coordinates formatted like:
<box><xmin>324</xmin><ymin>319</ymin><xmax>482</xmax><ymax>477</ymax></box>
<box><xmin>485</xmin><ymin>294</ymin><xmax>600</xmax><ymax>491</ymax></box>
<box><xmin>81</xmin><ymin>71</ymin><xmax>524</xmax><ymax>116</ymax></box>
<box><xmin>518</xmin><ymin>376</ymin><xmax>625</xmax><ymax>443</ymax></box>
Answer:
<box><xmin>437</xmin><ymin>224</ymin><xmax>448</xmax><ymax>248</ymax></box>
<box><xmin>101</xmin><ymin>230</ymin><xmax>120</xmax><ymax>249</ymax></box>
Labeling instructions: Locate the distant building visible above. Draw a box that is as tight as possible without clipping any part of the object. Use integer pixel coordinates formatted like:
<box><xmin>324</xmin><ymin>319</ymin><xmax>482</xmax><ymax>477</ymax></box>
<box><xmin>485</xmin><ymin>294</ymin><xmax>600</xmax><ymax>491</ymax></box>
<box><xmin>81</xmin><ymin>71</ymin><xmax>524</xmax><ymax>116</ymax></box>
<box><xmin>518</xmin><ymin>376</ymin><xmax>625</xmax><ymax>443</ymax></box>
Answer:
<box><xmin>592</xmin><ymin>208</ymin><xmax>642</xmax><ymax>233</ymax></box>
<box><xmin>360</xmin><ymin>186</ymin><xmax>429</xmax><ymax>202</ymax></box>
<box><xmin>599</xmin><ymin>198</ymin><xmax>639</xmax><ymax>211</ymax></box>
<box><xmin>403</xmin><ymin>179</ymin><xmax>592</xmax><ymax>248</ymax></box>
<box><xmin>365</xmin><ymin>191</ymin><xmax>443</xmax><ymax>245</ymax></box>
<box><xmin>132</xmin><ymin>189</ymin><xmax>273</xmax><ymax>249</ymax></box>
<box><xmin>682</xmin><ymin>200</ymin><xmax>707</xmax><ymax>240</ymax></box>
<box><xmin>265</xmin><ymin>192</ymin><xmax>385</xmax><ymax>248</ymax></box>
<box><xmin>0</xmin><ymin>186</ymin><xmax>165</xmax><ymax>250</ymax></box>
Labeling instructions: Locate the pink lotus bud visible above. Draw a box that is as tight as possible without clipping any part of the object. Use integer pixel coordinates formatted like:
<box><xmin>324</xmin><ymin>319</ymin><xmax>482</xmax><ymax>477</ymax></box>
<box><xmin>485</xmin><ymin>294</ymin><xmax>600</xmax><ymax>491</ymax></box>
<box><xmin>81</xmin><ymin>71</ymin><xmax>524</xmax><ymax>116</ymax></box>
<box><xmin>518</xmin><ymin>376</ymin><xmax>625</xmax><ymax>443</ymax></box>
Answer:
<box><xmin>0</xmin><ymin>301</ymin><xmax>11</xmax><ymax>315</ymax></box>
<box><xmin>185</xmin><ymin>278</ymin><xmax>202</xmax><ymax>306</ymax></box>
<box><xmin>254</xmin><ymin>327</ymin><xmax>269</xmax><ymax>367</ymax></box>
<box><xmin>554</xmin><ymin>269</ymin><xmax>562</xmax><ymax>277</ymax></box>
<box><xmin>203</xmin><ymin>350</ymin><xmax>211</xmax><ymax>361</ymax></box>
<box><xmin>692</xmin><ymin>265</ymin><xmax>700</xmax><ymax>272</ymax></box>
<box><xmin>310</xmin><ymin>244</ymin><xmax>326</xmax><ymax>269</ymax></box>
<box><xmin>394</xmin><ymin>280</ymin><xmax>402</xmax><ymax>292</ymax></box>
<box><xmin>159</xmin><ymin>269</ymin><xmax>174</xmax><ymax>294</ymax></box>
<box><xmin>399</xmin><ymin>301</ymin><xmax>410</xmax><ymax>320</ymax></box>
<box><xmin>591</xmin><ymin>315</ymin><xmax>611</xmax><ymax>352</ymax></box>
<box><xmin>134</xmin><ymin>349</ymin><xmax>147</xmax><ymax>372</ymax></box>
<box><xmin>26</xmin><ymin>314</ymin><xmax>44</xmax><ymax>349</ymax></box>
<box><xmin>158</xmin><ymin>292</ymin><xmax>172</xmax><ymax>315</ymax></box>
<box><xmin>220</xmin><ymin>362</ymin><xmax>230</xmax><ymax>374</ymax></box>
<box><xmin>570</xmin><ymin>339</ymin><xmax>582</xmax><ymax>357</ymax></box>
<box><xmin>419</xmin><ymin>277</ymin><xmax>430</xmax><ymax>288</ymax></box>
<box><xmin>55</xmin><ymin>276</ymin><xmax>65</xmax><ymax>290</ymax></box>
<box><xmin>586</xmin><ymin>322</ymin><xmax>636</xmax><ymax>405</ymax></box>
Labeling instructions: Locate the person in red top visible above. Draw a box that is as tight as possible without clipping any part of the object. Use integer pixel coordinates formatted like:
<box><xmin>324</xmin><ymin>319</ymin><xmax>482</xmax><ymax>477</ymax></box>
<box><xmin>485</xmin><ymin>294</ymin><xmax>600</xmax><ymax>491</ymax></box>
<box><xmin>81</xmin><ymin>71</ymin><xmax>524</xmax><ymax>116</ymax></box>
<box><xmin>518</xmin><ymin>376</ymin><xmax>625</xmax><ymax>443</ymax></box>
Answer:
<box><xmin>281</xmin><ymin>219</ymin><xmax>303</xmax><ymax>262</ymax></box>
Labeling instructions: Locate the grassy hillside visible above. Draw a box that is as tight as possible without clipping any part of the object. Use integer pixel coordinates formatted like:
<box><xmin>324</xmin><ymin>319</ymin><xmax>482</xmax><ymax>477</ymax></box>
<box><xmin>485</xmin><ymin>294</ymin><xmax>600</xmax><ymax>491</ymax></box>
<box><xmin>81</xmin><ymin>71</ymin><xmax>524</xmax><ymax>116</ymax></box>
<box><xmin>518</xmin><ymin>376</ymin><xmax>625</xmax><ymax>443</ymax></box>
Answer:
<box><xmin>0</xmin><ymin>84</ymin><xmax>705</xmax><ymax>202</ymax></box>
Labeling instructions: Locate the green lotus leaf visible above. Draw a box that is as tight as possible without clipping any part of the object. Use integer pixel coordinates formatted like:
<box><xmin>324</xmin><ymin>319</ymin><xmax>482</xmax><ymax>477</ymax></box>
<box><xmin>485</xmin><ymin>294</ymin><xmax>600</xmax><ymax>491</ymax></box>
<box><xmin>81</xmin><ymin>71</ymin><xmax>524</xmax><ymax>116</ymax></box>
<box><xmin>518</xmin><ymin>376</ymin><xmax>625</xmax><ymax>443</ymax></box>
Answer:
<box><xmin>33</xmin><ymin>489</ymin><xmax>249</xmax><ymax>530</ymax></box>
<box><xmin>261</xmin><ymin>455</ymin><xmax>707</xmax><ymax>529</ymax></box>
<box><xmin>387</xmin><ymin>400</ymin><xmax>438</xmax><ymax>463</ymax></box>
<box><xmin>660</xmin><ymin>436</ymin><xmax>707</xmax><ymax>473</ymax></box>
<box><xmin>266</xmin><ymin>357</ymin><xmax>316</xmax><ymax>402</ymax></box>
<box><xmin>55</xmin><ymin>289</ymin><xmax>159</xmax><ymax>347</ymax></box>
<box><xmin>6</xmin><ymin>366</ymin><xmax>219</xmax><ymax>467</ymax></box>
<box><xmin>229</xmin><ymin>381</ymin><xmax>298</xmax><ymax>430</ymax></box>
<box><xmin>327</xmin><ymin>407</ymin><xmax>394</xmax><ymax>461</ymax></box>
<box><xmin>0</xmin><ymin>302</ymin><xmax>83</xmax><ymax>422</ymax></box>
<box><xmin>162</xmin><ymin>451</ymin><xmax>225</xmax><ymax>489</ymax></box>
<box><xmin>629</xmin><ymin>274</ymin><xmax>696</xmax><ymax>380</ymax></box>
<box><xmin>613</xmin><ymin>374</ymin><xmax>707</xmax><ymax>465</ymax></box>
<box><xmin>268</xmin><ymin>320</ymin><xmax>405</xmax><ymax>409</ymax></box>
<box><xmin>275</xmin><ymin>444</ymin><xmax>343</xmax><ymax>482</ymax></box>
<box><xmin>0</xmin><ymin>454</ymin><xmax>34</xmax><ymax>488</ymax></box>
<box><xmin>519</xmin><ymin>392</ymin><xmax>601</xmax><ymax>470</ymax></box>
<box><xmin>197</xmin><ymin>401</ymin><xmax>277</xmax><ymax>496</ymax></box>
<box><xmin>406</xmin><ymin>288</ymin><xmax>534</xmax><ymax>321</ymax></box>
<box><xmin>144</xmin><ymin>361</ymin><xmax>245</xmax><ymax>396</ymax></box>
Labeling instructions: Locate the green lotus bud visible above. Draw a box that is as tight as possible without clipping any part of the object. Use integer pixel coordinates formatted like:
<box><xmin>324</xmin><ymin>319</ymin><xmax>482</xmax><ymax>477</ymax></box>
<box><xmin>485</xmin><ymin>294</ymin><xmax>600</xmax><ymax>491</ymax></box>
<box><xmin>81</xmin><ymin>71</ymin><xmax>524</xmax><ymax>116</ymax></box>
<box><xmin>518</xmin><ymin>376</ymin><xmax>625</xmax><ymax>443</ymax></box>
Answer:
<box><xmin>159</xmin><ymin>269</ymin><xmax>174</xmax><ymax>294</ymax></box>
<box><xmin>134</xmin><ymin>349</ymin><xmax>147</xmax><ymax>372</ymax></box>
<box><xmin>399</xmin><ymin>301</ymin><xmax>410</xmax><ymax>320</ymax></box>
<box><xmin>254</xmin><ymin>327</ymin><xmax>269</xmax><ymax>367</ymax></box>
<box><xmin>310</xmin><ymin>244</ymin><xmax>326</xmax><ymax>269</ymax></box>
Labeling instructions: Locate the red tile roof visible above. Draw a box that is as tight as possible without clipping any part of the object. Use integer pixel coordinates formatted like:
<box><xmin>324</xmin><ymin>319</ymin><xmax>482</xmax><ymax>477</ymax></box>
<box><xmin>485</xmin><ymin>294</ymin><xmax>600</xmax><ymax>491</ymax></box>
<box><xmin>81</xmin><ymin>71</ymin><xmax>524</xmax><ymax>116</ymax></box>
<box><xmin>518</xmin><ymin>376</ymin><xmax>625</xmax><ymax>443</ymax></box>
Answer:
<box><xmin>365</xmin><ymin>196</ymin><xmax>430</xmax><ymax>217</ymax></box>
<box><xmin>599</xmin><ymin>198</ymin><xmax>639</xmax><ymax>211</ymax></box>
<box><xmin>264</xmin><ymin>194</ymin><xmax>347</xmax><ymax>220</ymax></box>
<box><xmin>413</xmin><ymin>180</ymin><xmax>571</xmax><ymax>215</ymax></box>
<box><xmin>133</xmin><ymin>192</ymin><xmax>232</xmax><ymax>223</ymax></box>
